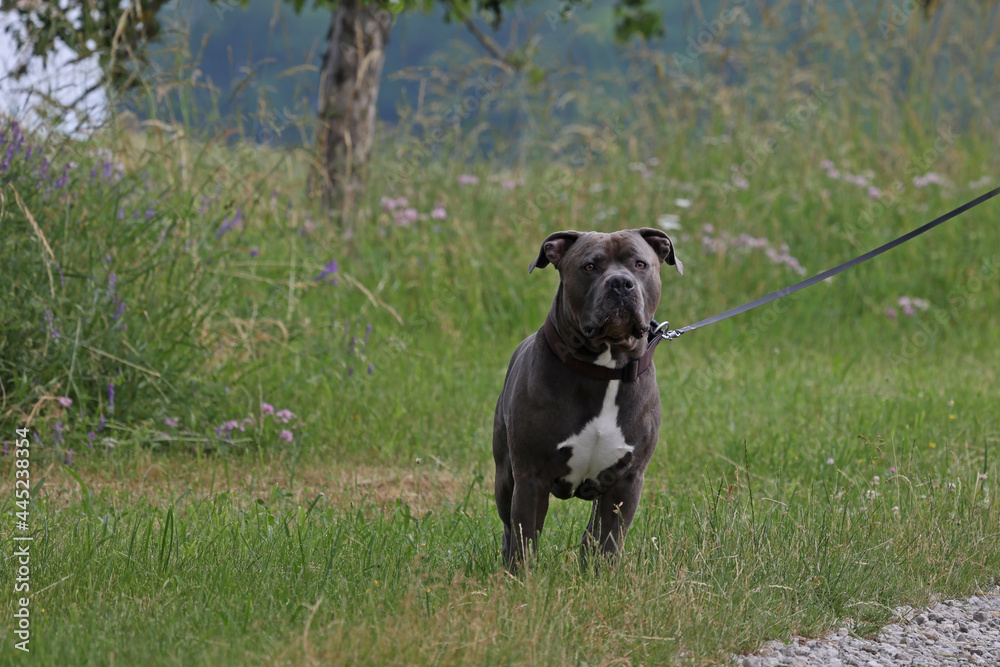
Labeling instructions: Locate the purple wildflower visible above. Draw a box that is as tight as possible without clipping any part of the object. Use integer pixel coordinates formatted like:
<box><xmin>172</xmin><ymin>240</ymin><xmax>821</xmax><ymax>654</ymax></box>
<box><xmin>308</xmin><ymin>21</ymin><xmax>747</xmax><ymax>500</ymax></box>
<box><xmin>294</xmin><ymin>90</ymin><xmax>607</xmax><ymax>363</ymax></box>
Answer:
<box><xmin>885</xmin><ymin>307</ymin><xmax>898</xmax><ymax>320</ymax></box>
<box><xmin>261</xmin><ymin>402</ymin><xmax>275</xmax><ymax>416</ymax></box>
<box><xmin>215</xmin><ymin>208</ymin><xmax>244</xmax><ymax>238</ymax></box>
<box><xmin>250</xmin><ymin>247</ymin><xmax>259</xmax><ymax>257</ymax></box>
<box><xmin>113</xmin><ymin>298</ymin><xmax>126</xmax><ymax>320</ymax></box>
<box><xmin>275</xmin><ymin>409</ymin><xmax>295</xmax><ymax>423</ymax></box>
<box><xmin>216</xmin><ymin>420</ymin><xmax>241</xmax><ymax>439</ymax></box>
<box><xmin>44</xmin><ymin>309</ymin><xmax>59</xmax><ymax>338</ymax></box>
<box><xmin>54</xmin><ymin>421</ymin><xmax>64</xmax><ymax>445</ymax></box>
<box><xmin>764</xmin><ymin>245</ymin><xmax>807</xmax><ymax>276</ymax></box>
<box><xmin>164</xmin><ymin>417</ymin><xmax>179</xmax><ymax>428</ymax></box>
<box><xmin>913</xmin><ymin>172</ymin><xmax>948</xmax><ymax>188</ymax></box>
<box><xmin>108</xmin><ymin>382</ymin><xmax>115</xmax><ymax>410</ymax></box>
<box><xmin>348</xmin><ymin>367</ymin><xmax>354</xmax><ymax>377</ymax></box>
<box><xmin>54</xmin><ymin>262</ymin><xmax>65</xmax><ymax>287</ymax></box>
<box><xmin>316</xmin><ymin>260</ymin><xmax>339</xmax><ymax>284</ymax></box>
<box><xmin>279</xmin><ymin>429</ymin><xmax>293</xmax><ymax>443</ymax></box>
<box><xmin>367</xmin><ymin>363</ymin><xmax>374</xmax><ymax>376</ymax></box>
<box><xmin>381</xmin><ymin>196</ymin><xmax>410</xmax><ymax>211</ymax></box>
<box><xmin>98</xmin><ymin>415</ymin><xmax>106</xmax><ymax>431</ymax></box>
<box><xmin>867</xmin><ymin>186</ymin><xmax>882</xmax><ymax>199</ymax></box>
<box><xmin>501</xmin><ymin>179</ymin><xmax>517</xmax><ymax>189</ymax></box>
<box><xmin>108</xmin><ymin>272</ymin><xmax>117</xmax><ymax>296</ymax></box>
<box><xmin>430</xmin><ymin>207</ymin><xmax>447</xmax><ymax>220</ymax></box>
<box><xmin>2</xmin><ymin>442</ymin><xmax>8</xmax><ymax>456</ymax></box>
<box><xmin>897</xmin><ymin>296</ymin><xmax>930</xmax><ymax>316</ymax></box>
<box><xmin>64</xmin><ymin>449</ymin><xmax>74</xmax><ymax>465</ymax></box>
<box><xmin>87</xmin><ymin>432</ymin><xmax>95</xmax><ymax>448</ymax></box>
<box><xmin>394</xmin><ymin>208</ymin><xmax>419</xmax><ymax>226</ymax></box>
<box><xmin>57</xmin><ymin>396</ymin><xmax>73</xmax><ymax>407</ymax></box>
<box><xmin>145</xmin><ymin>209</ymin><xmax>155</xmax><ymax>219</ymax></box>
<box><xmin>457</xmin><ymin>174</ymin><xmax>479</xmax><ymax>185</ymax></box>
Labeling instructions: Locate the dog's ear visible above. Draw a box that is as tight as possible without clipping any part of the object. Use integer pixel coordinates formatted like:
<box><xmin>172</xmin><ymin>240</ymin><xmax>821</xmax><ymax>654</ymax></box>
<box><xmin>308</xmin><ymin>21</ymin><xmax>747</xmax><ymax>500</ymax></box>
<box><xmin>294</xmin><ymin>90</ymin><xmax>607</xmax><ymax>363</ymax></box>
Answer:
<box><xmin>529</xmin><ymin>231</ymin><xmax>582</xmax><ymax>273</ymax></box>
<box><xmin>638</xmin><ymin>228</ymin><xmax>683</xmax><ymax>275</ymax></box>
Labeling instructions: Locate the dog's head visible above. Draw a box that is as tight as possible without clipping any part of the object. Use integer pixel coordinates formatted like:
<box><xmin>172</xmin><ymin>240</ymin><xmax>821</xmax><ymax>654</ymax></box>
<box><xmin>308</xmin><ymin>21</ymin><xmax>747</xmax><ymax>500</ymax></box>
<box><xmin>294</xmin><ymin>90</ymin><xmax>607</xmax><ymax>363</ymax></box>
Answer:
<box><xmin>529</xmin><ymin>228</ymin><xmax>682</xmax><ymax>347</ymax></box>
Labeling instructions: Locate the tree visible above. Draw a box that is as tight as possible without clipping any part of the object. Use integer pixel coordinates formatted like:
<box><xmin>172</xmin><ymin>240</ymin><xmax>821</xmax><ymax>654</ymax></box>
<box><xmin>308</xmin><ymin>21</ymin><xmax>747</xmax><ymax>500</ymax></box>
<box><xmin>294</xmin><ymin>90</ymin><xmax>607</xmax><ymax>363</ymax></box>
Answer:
<box><xmin>2</xmin><ymin>0</ymin><xmax>663</xmax><ymax>208</ymax></box>
<box><xmin>284</xmin><ymin>0</ymin><xmax>665</xmax><ymax>212</ymax></box>
<box><xmin>1</xmin><ymin>0</ymin><xmax>167</xmax><ymax>106</ymax></box>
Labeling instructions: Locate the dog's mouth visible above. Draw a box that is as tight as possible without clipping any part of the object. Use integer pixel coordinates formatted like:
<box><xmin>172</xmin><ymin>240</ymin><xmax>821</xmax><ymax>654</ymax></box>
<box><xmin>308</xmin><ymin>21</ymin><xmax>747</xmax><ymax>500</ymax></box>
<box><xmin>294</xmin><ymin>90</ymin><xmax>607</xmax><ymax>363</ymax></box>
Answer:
<box><xmin>582</xmin><ymin>306</ymin><xmax>647</xmax><ymax>343</ymax></box>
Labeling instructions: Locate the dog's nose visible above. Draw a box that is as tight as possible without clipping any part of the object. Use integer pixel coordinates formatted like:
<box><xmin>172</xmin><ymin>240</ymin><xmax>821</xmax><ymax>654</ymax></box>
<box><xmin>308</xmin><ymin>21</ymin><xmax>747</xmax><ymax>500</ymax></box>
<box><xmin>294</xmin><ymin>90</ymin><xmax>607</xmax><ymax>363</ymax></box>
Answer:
<box><xmin>606</xmin><ymin>274</ymin><xmax>635</xmax><ymax>295</ymax></box>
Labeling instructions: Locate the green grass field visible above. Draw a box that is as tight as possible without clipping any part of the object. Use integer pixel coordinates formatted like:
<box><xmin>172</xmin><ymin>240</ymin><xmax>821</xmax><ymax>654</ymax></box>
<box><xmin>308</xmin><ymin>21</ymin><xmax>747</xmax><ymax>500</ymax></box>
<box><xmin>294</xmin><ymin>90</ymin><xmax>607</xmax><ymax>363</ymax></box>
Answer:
<box><xmin>2</xmin><ymin>2</ymin><xmax>1000</xmax><ymax>664</ymax></box>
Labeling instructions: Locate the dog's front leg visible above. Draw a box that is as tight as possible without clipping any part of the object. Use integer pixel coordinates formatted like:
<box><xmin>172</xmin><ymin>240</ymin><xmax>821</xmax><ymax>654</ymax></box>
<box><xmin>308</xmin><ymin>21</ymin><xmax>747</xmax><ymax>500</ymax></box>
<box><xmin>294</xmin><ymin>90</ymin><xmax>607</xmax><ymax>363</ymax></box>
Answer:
<box><xmin>506</xmin><ymin>478</ymin><xmax>550</xmax><ymax>569</ymax></box>
<box><xmin>581</xmin><ymin>472</ymin><xmax>644</xmax><ymax>564</ymax></box>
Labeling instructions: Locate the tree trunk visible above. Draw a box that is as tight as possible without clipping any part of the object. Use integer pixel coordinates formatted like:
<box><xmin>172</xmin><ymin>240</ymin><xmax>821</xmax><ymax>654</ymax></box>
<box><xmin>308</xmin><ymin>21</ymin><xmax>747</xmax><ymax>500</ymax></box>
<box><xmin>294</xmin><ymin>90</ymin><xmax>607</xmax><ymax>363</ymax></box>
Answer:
<box><xmin>316</xmin><ymin>0</ymin><xmax>390</xmax><ymax>214</ymax></box>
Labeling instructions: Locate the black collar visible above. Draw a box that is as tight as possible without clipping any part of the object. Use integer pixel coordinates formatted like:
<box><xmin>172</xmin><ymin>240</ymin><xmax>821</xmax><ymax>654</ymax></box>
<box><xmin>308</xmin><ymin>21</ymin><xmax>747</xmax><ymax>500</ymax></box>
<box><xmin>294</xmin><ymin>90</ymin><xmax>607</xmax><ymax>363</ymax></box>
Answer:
<box><xmin>541</xmin><ymin>313</ymin><xmax>667</xmax><ymax>383</ymax></box>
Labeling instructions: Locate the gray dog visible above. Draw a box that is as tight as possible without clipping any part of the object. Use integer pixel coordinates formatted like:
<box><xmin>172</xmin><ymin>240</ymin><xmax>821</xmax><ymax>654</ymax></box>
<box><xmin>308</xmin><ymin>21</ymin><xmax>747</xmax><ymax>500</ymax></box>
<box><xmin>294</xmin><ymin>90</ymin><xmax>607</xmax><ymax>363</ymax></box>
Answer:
<box><xmin>492</xmin><ymin>228</ymin><xmax>682</xmax><ymax>568</ymax></box>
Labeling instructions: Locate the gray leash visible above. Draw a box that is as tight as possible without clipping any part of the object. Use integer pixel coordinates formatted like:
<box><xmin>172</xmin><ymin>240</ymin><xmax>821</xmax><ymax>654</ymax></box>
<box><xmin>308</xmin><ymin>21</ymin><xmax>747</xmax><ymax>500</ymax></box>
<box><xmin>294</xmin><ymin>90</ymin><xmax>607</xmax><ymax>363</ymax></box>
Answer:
<box><xmin>651</xmin><ymin>185</ymin><xmax>1000</xmax><ymax>343</ymax></box>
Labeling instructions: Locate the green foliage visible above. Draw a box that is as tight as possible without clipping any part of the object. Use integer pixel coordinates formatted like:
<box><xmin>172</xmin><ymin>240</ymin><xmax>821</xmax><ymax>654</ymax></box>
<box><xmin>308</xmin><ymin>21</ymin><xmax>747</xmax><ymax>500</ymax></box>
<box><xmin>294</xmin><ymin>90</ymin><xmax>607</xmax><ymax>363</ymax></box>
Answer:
<box><xmin>1</xmin><ymin>444</ymin><xmax>997</xmax><ymax>664</ymax></box>
<box><xmin>1</xmin><ymin>2</ymin><xmax>1000</xmax><ymax>663</ymax></box>
<box><xmin>1</xmin><ymin>0</ymin><xmax>168</xmax><ymax>91</ymax></box>
<box><xmin>0</xmin><ymin>120</ymin><xmax>242</xmax><ymax>445</ymax></box>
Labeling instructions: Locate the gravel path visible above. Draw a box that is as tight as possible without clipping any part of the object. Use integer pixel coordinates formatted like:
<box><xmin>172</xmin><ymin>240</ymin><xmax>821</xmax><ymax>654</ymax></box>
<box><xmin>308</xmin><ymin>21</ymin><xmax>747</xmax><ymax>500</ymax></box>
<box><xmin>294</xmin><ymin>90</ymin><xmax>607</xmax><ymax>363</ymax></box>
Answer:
<box><xmin>737</xmin><ymin>588</ymin><xmax>1000</xmax><ymax>667</ymax></box>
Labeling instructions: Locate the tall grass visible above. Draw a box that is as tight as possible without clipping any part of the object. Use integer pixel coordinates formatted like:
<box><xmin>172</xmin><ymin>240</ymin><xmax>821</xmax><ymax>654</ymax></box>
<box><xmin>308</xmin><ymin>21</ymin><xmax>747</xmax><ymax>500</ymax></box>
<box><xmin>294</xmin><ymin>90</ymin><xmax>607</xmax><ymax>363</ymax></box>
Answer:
<box><xmin>1</xmin><ymin>1</ymin><xmax>999</xmax><ymax>664</ymax></box>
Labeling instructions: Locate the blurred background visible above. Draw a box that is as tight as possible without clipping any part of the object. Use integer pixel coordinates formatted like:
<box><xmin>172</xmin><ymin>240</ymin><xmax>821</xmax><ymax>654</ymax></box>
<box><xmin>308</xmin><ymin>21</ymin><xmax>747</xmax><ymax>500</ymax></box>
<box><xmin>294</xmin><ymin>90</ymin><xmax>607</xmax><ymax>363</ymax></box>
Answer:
<box><xmin>2</xmin><ymin>2</ymin><xmax>1000</xmax><ymax>663</ymax></box>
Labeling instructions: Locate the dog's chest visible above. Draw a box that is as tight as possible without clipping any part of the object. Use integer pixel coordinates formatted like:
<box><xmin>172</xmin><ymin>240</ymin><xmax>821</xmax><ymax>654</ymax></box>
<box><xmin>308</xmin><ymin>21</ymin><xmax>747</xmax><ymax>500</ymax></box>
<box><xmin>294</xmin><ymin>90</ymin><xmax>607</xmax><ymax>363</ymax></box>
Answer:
<box><xmin>555</xmin><ymin>379</ymin><xmax>634</xmax><ymax>491</ymax></box>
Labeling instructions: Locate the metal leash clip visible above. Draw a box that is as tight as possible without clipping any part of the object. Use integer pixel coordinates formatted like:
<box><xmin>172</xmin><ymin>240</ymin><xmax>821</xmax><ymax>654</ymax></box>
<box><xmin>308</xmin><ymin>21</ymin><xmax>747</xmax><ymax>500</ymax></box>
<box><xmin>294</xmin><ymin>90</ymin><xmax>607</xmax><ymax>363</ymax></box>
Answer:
<box><xmin>650</xmin><ymin>320</ymin><xmax>684</xmax><ymax>342</ymax></box>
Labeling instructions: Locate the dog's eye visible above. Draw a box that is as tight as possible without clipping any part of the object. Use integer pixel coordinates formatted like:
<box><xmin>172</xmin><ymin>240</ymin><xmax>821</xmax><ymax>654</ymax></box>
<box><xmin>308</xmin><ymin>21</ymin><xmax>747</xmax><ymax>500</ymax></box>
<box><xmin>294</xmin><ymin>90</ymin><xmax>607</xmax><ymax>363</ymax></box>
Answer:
<box><xmin>635</xmin><ymin>260</ymin><xmax>647</xmax><ymax>269</ymax></box>
<box><xmin>583</xmin><ymin>263</ymin><xmax>596</xmax><ymax>272</ymax></box>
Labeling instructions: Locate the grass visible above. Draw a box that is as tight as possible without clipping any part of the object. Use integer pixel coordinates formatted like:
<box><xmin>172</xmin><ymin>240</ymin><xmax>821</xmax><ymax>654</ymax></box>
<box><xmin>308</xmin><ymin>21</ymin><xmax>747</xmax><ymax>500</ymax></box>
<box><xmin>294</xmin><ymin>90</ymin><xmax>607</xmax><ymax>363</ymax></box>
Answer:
<box><xmin>2</xmin><ymin>1</ymin><xmax>1000</xmax><ymax>664</ymax></box>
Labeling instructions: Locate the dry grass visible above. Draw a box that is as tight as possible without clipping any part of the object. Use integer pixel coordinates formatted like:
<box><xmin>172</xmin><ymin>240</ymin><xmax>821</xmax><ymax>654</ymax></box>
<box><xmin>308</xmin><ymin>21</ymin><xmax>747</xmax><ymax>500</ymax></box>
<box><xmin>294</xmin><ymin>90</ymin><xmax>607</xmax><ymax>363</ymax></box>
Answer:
<box><xmin>31</xmin><ymin>454</ymin><xmax>466</xmax><ymax>516</ymax></box>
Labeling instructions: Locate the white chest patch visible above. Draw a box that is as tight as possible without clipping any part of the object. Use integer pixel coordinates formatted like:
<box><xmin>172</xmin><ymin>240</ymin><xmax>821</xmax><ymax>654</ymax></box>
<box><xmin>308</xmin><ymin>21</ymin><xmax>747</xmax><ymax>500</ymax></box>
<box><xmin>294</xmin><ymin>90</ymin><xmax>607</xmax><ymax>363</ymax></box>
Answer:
<box><xmin>556</xmin><ymin>361</ymin><xmax>634</xmax><ymax>491</ymax></box>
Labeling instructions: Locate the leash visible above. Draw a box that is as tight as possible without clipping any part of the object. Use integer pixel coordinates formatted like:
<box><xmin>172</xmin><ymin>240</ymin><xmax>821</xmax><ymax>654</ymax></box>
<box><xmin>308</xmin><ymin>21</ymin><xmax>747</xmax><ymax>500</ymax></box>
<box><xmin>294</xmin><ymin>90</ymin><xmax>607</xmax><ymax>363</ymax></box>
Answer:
<box><xmin>542</xmin><ymin>186</ymin><xmax>999</xmax><ymax>382</ymax></box>
<box><xmin>649</xmin><ymin>185</ymin><xmax>1000</xmax><ymax>347</ymax></box>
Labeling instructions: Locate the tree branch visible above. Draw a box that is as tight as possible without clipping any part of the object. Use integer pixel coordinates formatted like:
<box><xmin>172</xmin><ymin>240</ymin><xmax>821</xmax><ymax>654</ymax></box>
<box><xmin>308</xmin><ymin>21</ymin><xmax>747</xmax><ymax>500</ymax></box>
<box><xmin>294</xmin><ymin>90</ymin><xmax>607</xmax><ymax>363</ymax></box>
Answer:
<box><xmin>463</xmin><ymin>18</ymin><xmax>508</xmax><ymax>63</ymax></box>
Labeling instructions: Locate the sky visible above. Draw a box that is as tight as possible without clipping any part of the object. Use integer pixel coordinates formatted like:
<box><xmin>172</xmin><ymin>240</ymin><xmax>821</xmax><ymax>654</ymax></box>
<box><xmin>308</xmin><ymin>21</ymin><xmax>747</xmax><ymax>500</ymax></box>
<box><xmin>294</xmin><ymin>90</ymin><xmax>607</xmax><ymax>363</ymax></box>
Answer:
<box><xmin>0</xmin><ymin>15</ymin><xmax>107</xmax><ymax>132</ymax></box>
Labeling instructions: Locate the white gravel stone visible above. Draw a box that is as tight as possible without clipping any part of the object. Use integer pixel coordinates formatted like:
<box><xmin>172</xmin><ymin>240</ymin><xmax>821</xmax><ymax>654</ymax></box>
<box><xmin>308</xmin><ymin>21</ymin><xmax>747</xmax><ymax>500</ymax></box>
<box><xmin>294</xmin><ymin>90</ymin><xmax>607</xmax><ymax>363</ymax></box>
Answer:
<box><xmin>734</xmin><ymin>588</ymin><xmax>1000</xmax><ymax>667</ymax></box>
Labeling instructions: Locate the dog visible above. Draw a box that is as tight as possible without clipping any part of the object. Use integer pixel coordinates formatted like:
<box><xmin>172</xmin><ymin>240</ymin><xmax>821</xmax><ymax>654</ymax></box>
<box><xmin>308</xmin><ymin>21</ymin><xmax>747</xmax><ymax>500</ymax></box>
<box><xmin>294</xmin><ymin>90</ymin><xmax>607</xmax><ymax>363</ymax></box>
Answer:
<box><xmin>492</xmin><ymin>227</ymin><xmax>682</xmax><ymax>568</ymax></box>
